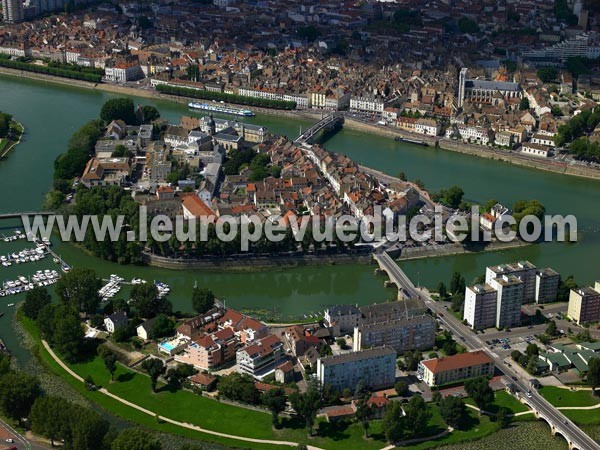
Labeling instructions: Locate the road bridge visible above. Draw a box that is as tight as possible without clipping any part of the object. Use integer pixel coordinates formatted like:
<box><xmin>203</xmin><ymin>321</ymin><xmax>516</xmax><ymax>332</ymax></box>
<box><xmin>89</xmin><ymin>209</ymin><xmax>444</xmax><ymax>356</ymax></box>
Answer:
<box><xmin>0</xmin><ymin>212</ymin><xmax>52</xmax><ymax>220</ymax></box>
<box><xmin>374</xmin><ymin>247</ymin><xmax>600</xmax><ymax>450</ymax></box>
<box><xmin>295</xmin><ymin>113</ymin><xmax>344</xmax><ymax>144</ymax></box>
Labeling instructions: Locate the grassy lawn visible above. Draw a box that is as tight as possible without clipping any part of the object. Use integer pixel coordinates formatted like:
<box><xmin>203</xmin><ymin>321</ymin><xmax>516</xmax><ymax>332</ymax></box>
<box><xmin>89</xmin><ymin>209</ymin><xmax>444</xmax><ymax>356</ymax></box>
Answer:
<box><xmin>560</xmin><ymin>409</ymin><xmax>600</xmax><ymax>425</ymax></box>
<box><xmin>464</xmin><ymin>390</ymin><xmax>531</xmax><ymax>420</ymax></box>
<box><xmin>539</xmin><ymin>386</ymin><xmax>600</xmax><ymax>408</ymax></box>
<box><xmin>0</xmin><ymin>139</ymin><xmax>6</xmax><ymax>153</ymax></box>
<box><xmin>406</xmin><ymin>407</ymin><xmax>500</xmax><ymax>449</ymax></box>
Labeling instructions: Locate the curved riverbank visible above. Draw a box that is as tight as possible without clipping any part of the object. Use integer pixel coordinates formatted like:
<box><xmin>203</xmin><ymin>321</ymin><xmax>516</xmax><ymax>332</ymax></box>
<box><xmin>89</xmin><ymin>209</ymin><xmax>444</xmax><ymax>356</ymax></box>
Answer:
<box><xmin>142</xmin><ymin>251</ymin><xmax>373</xmax><ymax>270</ymax></box>
<box><xmin>0</xmin><ymin>118</ymin><xmax>23</xmax><ymax>159</ymax></box>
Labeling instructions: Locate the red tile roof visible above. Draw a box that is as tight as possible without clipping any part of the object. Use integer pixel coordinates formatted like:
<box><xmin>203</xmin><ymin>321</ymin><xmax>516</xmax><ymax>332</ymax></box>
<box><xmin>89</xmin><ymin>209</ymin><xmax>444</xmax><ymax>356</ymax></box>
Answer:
<box><xmin>421</xmin><ymin>351</ymin><xmax>493</xmax><ymax>374</ymax></box>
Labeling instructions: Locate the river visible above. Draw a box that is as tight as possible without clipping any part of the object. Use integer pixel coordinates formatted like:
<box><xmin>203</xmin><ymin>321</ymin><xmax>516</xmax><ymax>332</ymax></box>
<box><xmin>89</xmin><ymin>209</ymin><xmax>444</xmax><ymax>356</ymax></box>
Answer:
<box><xmin>1</xmin><ymin>74</ymin><xmax>599</xmax><ymax>365</ymax></box>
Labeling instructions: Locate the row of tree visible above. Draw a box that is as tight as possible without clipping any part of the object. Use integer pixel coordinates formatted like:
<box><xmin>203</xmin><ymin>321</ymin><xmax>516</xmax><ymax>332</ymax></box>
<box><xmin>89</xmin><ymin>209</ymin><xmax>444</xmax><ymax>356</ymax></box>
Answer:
<box><xmin>0</xmin><ymin>55</ymin><xmax>103</xmax><ymax>82</ymax></box>
<box><xmin>554</xmin><ymin>106</ymin><xmax>600</xmax><ymax>149</ymax></box>
<box><xmin>0</xmin><ymin>351</ymin><xmax>164</xmax><ymax>450</ymax></box>
<box><xmin>155</xmin><ymin>84</ymin><xmax>297</xmax><ymax>110</ymax></box>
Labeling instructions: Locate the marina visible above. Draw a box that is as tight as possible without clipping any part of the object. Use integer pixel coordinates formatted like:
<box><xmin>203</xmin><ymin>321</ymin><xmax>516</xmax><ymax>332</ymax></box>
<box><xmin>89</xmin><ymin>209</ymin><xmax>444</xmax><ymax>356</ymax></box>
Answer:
<box><xmin>0</xmin><ymin>268</ymin><xmax>60</xmax><ymax>296</ymax></box>
<box><xmin>0</xmin><ymin>245</ymin><xmax>47</xmax><ymax>267</ymax></box>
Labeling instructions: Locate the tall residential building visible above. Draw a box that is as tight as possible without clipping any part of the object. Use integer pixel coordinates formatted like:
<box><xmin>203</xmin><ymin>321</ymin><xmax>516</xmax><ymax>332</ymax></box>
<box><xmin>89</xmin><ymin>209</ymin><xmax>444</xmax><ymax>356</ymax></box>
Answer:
<box><xmin>489</xmin><ymin>274</ymin><xmax>523</xmax><ymax>329</ymax></box>
<box><xmin>418</xmin><ymin>351</ymin><xmax>494</xmax><ymax>387</ymax></box>
<box><xmin>567</xmin><ymin>286</ymin><xmax>600</xmax><ymax>325</ymax></box>
<box><xmin>522</xmin><ymin>33</ymin><xmax>600</xmax><ymax>63</ymax></box>
<box><xmin>535</xmin><ymin>268</ymin><xmax>560</xmax><ymax>304</ymax></box>
<box><xmin>1</xmin><ymin>0</ymin><xmax>24</xmax><ymax>23</ymax></box>
<box><xmin>464</xmin><ymin>284</ymin><xmax>498</xmax><ymax>330</ymax></box>
<box><xmin>486</xmin><ymin>261</ymin><xmax>536</xmax><ymax>303</ymax></box>
<box><xmin>316</xmin><ymin>346</ymin><xmax>396</xmax><ymax>392</ymax></box>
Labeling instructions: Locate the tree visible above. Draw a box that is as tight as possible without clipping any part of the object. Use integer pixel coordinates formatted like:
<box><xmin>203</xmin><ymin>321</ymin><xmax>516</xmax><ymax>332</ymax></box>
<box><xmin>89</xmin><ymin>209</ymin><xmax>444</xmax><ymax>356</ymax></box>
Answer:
<box><xmin>354</xmin><ymin>398</ymin><xmax>371</xmax><ymax>438</ymax></box>
<box><xmin>102</xmin><ymin>351</ymin><xmax>118</xmax><ymax>381</ymax></box>
<box><xmin>336</xmin><ymin>337</ymin><xmax>348</xmax><ymax>349</ymax></box>
<box><xmin>382</xmin><ymin>400</ymin><xmax>404</xmax><ymax>443</ymax></box>
<box><xmin>458</xmin><ymin>17</ymin><xmax>479</xmax><ymax>33</ymax></box>
<box><xmin>526</xmin><ymin>343</ymin><xmax>539</xmax><ymax>357</ymax></box>
<box><xmin>394</xmin><ymin>381</ymin><xmax>409</xmax><ymax>396</ymax></box>
<box><xmin>141</xmin><ymin>105</ymin><xmax>160</xmax><ymax>123</ymax></box>
<box><xmin>404</xmin><ymin>395</ymin><xmax>430</xmax><ymax>437</ymax></box>
<box><xmin>131</xmin><ymin>284</ymin><xmax>170</xmax><ymax>318</ymax></box>
<box><xmin>537</xmin><ymin>67</ymin><xmax>558</xmax><ymax>83</ymax></box>
<box><xmin>22</xmin><ymin>287</ymin><xmax>51</xmax><ymax>320</ymax></box>
<box><xmin>403</xmin><ymin>350</ymin><xmax>422</xmax><ymax>371</ymax></box>
<box><xmin>150</xmin><ymin>314</ymin><xmax>174</xmax><ymax>340</ymax></box>
<box><xmin>111</xmin><ymin>428</ymin><xmax>162</xmax><ymax>450</ymax></box>
<box><xmin>141</xmin><ymin>358</ymin><xmax>164</xmax><ymax>392</ymax></box>
<box><xmin>558</xmin><ymin>275</ymin><xmax>577</xmax><ymax>301</ymax></box>
<box><xmin>55</xmin><ymin>267</ymin><xmax>101</xmax><ymax>315</ymax></box>
<box><xmin>398</xmin><ymin>171</ymin><xmax>407</xmax><ymax>181</ymax></box>
<box><xmin>495</xmin><ymin>406</ymin><xmax>512</xmax><ymax>428</ymax></box>
<box><xmin>0</xmin><ymin>372</ymin><xmax>41</xmax><ymax>423</ymax></box>
<box><xmin>218</xmin><ymin>373</ymin><xmax>261</xmax><ymax>405</ymax></box>
<box><xmin>30</xmin><ymin>396</ymin><xmax>70</xmax><ymax>446</ymax></box>
<box><xmin>439</xmin><ymin>395</ymin><xmax>466</xmax><ymax>429</ymax></box>
<box><xmin>262</xmin><ymin>387</ymin><xmax>286</xmax><ymax>427</ymax></box>
<box><xmin>51</xmin><ymin>305</ymin><xmax>85</xmax><ymax>363</ymax></box>
<box><xmin>437</xmin><ymin>282</ymin><xmax>448</xmax><ymax>299</ymax></box>
<box><xmin>449</xmin><ymin>272</ymin><xmax>466</xmax><ymax>295</ymax></box>
<box><xmin>546</xmin><ymin>320</ymin><xmax>558</xmax><ymax>337</ymax></box>
<box><xmin>100</xmin><ymin>98</ymin><xmax>136</xmax><ymax>124</ymax></box>
<box><xmin>588</xmin><ymin>357</ymin><xmax>600</xmax><ymax>394</ymax></box>
<box><xmin>191</xmin><ymin>287</ymin><xmax>215</xmax><ymax>315</ymax></box>
<box><xmin>512</xmin><ymin>199</ymin><xmax>545</xmax><ymax>237</ymax></box>
<box><xmin>289</xmin><ymin>383</ymin><xmax>322</xmax><ymax>435</ymax></box>
<box><xmin>519</xmin><ymin>97</ymin><xmax>530</xmax><ymax>111</ymax></box>
<box><xmin>464</xmin><ymin>376</ymin><xmax>493</xmax><ymax>412</ymax></box>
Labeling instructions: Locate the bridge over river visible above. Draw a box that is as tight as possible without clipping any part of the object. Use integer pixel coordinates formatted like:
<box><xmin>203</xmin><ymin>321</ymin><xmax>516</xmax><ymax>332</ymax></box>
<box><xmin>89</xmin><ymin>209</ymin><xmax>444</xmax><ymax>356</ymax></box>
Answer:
<box><xmin>294</xmin><ymin>113</ymin><xmax>344</xmax><ymax>144</ymax></box>
<box><xmin>374</xmin><ymin>248</ymin><xmax>600</xmax><ymax>450</ymax></box>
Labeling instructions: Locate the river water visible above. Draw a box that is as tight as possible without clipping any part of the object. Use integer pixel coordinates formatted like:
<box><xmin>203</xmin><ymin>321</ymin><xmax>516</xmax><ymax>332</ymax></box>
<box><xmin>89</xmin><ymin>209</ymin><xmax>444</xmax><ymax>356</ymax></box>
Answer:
<box><xmin>1</xmin><ymin>75</ymin><xmax>599</xmax><ymax>364</ymax></box>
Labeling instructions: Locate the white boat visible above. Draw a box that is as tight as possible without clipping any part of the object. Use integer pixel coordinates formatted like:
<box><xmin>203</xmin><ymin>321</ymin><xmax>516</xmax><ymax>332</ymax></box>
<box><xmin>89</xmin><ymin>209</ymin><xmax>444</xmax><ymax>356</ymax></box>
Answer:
<box><xmin>7</xmin><ymin>303</ymin><xmax>14</xmax><ymax>307</ymax></box>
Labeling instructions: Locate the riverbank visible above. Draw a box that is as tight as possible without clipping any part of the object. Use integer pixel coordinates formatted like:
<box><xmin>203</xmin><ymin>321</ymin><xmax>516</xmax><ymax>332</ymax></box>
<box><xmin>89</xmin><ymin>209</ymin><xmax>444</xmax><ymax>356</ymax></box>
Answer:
<box><xmin>397</xmin><ymin>239</ymin><xmax>532</xmax><ymax>261</ymax></box>
<box><xmin>343</xmin><ymin>118</ymin><xmax>600</xmax><ymax>181</ymax></box>
<box><xmin>0</xmin><ymin>118</ymin><xmax>23</xmax><ymax>160</ymax></box>
<box><xmin>142</xmin><ymin>251</ymin><xmax>373</xmax><ymax>270</ymax></box>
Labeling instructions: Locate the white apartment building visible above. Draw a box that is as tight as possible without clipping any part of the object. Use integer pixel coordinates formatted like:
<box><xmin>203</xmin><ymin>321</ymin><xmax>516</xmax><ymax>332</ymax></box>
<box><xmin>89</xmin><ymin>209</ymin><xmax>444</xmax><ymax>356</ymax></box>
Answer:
<box><xmin>283</xmin><ymin>93</ymin><xmax>311</xmax><ymax>109</ymax></box>
<box><xmin>414</xmin><ymin>118</ymin><xmax>441</xmax><ymax>136</ymax></box>
<box><xmin>316</xmin><ymin>347</ymin><xmax>397</xmax><ymax>391</ymax></box>
<box><xmin>104</xmin><ymin>61</ymin><xmax>144</xmax><ymax>83</ymax></box>
<box><xmin>324</xmin><ymin>305</ymin><xmax>361</xmax><ymax>335</ymax></box>
<box><xmin>486</xmin><ymin>261</ymin><xmax>536</xmax><ymax>304</ymax></box>
<box><xmin>568</xmin><ymin>285</ymin><xmax>600</xmax><ymax>325</ymax></box>
<box><xmin>489</xmin><ymin>274</ymin><xmax>524</xmax><ymax>329</ymax></box>
<box><xmin>350</xmin><ymin>96</ymin><xmax>385</xmax><ymax>114</ymax></box>
<box><xmin>0</xmin><ymin>43</ymin><xmax>31</xmax><ymax>57</ymax></box>
<box><xmin>531</xmin><ymin>134</ymin><xmax>555</xmax><ymax>147</ymax></box>
<box><xmin>446</xmin><ymin>124</ymin><xmax>491</xmax><ymax>145</ymax></box>
<box><xmin>522</xmin><ymin>142</ymin><xmax>550</xmax><ymax>158</ymax></box>
<box><xmin>464</xmin><ymin>284</ymin><xmax>498</xmax><ymax>330</ymax></box>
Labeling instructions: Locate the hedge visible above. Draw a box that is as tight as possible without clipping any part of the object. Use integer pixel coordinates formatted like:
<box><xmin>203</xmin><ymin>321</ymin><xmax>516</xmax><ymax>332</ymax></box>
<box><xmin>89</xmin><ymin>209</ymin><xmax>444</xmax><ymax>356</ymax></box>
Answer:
<box><xmin>0</xmin><ymin>56</ymin><xmax>103</xmax><ymax>83</ymax></box>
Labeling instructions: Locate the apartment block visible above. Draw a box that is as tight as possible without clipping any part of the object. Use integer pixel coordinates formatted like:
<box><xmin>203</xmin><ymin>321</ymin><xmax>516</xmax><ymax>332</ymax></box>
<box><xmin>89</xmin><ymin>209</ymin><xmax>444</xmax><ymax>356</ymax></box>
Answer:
<box><xmin>486</xmin><ymin>261</ymin><xmax>536</xmax><ymax>303</ymax></box>
<box><xmin>568</xmin><ymin>286</ymin><xmax>600</xmax><ymax>325</ymax></box>
<box><xmin>535</xmin><ymin>268</ymin><xmax>560</xmax><ymax>304</ymax></box>
<box><xmin>353</xmin><ymin>314</ymin><xmax>436</xmax><ymax>353</ymax></box>
<box><xmin>324</xmin><ymin>305</ymin><xmax>361</xmax><ymax>335</ymax></box>
<box><xmin>418</xmin><ymin>351</ymin><xmax>494</xmax><ymax>387</ymax></box>
<box><xmin>464</xmin><ymin>284</ymin><xmax>498</xmax><ymax>330</ymax></box>
<box><xmin>316</xmin><ymin>346</ymin><xmax>396</xmax><ymax>392</ymax></box>
<box><xmin>489</xmin><ymin>274</ymin><xmax>523</xmax><ymax>329</ymax></box>
<box><xmin>236</xmin><ymin>334</ymin><xmax>284</xmax><ymax>378</ymax></box>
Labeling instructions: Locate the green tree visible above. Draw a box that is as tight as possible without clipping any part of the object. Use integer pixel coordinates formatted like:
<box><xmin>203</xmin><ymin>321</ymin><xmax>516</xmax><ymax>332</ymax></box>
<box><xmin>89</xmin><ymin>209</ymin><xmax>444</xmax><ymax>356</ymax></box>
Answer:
<box><xmin>0</xmin><ymin>372</ymin><xmax>41</xmax><ymax>423</ymax></box>
<box><xmin>537</xmin><ymin>67</ymin><xmax>558</xmax><ymax>83</ymax></box>
<box><xmin>587</xmin><ymin>357</ymin><xmax>600</xmax><ymax>394</ymax></box>
<box><xmin>102</xmin><ymin>350</ymin><xmax>118</xmax><ymax>381</ymax></box>
<box><xmin>404</xmin><ymin>394</ymin><xmax>430</xmax><ymax>436</ymax></box>
<box><xmin>262</xmin><ymin>387</ymin><xmax>286</xmax><ymax>427</ymax></box>
<box><xmin>382</xmin><ymin>400</ymin><xmax>404</xmax><ymax>443</ymax></box>
<box><xmin>55</xmin><ymin>267</ymin><xmax>101</xmax><ymax>315</ymax></box>
<box><xmin>355</xmin><ymin>397</ymin><xmax>371</xmax><ymax>438</ymax></box>
<box><xmin>449</xmin><ymin>272</ymin><xmax>466</xmax><ymax>295</ymax></box>
<box><xmin>141</xmin><ymin>105</ymin><xmax>160</xmax><ymax>123</ymax></box>
<box><xmin>131</xmin><ymin>283</ymin><xmax>170</xmax><ymax>318</ymax></box>
<box><xmin>191</xmin><ymin>287</ymin><xmax>215</xmax><ymax>315</ymax></box>
<box><xmin>141</xmin><ymin>358</ymin><xmax>165</xmax><ymax>392</ymax></box>
<box><xmin>464</xmin><ymin>376</ymin><xmax>493</xmax><ymax>412</ymax></box>
<box><xmin>150</xmin><ymin>314</ymin><xmax>174</xmax><ymax>340</ymax></box>
<box><xmin>512</xmin><ymin>199</ymin><xmax>545</xmax><ymax>237</ymax></box>
<box><xmin>458</xmin><ymin>17</ymin><xmax>479</xmax><ymax>33</ymax></box>
<box><xmin>289</xmin><ymin>383</ymin><xmax>322</xmax><ymax>435</ymax></box>
<box><xmin>546</xmin><ymin>320</ymin><xmax>558</xmax><ymax>336</ymax></box>
<box><xmin>30</xmin><ymin>396</ymin><xmax>70</xmax><ymax>446</ymax></box>
<box><xmin>439</xmin><ymin>395</ymin><xmax>467</xmax><ymax>429</ymax></box>
<box><xmin>437</xmin><ymin>282</ymin><xmax>448</xmax><ymax>299</ymax></box>
<box><xmin>519</xmin><ymin>97</ymin><xmax>530</xmax><ymax>110</ymax></box>
<box><xmin>100</xmin><ymin>98</ymin><xmax>136</xmax><ymax>124</ymax></box>
<box><xmin>394</xmin><ymin>381</ymin><xmax>409</xmax><ymax>396</ymax></box>
<box><xmin>218</xmin><ymin>373</ymin><xmax>261</xmax><ymax>405</ymax></box>
<box><xmin>558</xmin><ymin>275</ymin><xmax>577</xmax><ymax>301</ymax></box>
<box><xmin>111</xmin><ymin>428</ymin><xmax>162</xmax><ymax>450</ymax></box>
<box><xmin>51</xmin><ymin>305</ymin><xmax>85</xmax><ymax>362</ymax></box>
<box><xmin>22</xmin><ymin>287</ymin><xmax>51</xmax><ymax>320</ymax></box>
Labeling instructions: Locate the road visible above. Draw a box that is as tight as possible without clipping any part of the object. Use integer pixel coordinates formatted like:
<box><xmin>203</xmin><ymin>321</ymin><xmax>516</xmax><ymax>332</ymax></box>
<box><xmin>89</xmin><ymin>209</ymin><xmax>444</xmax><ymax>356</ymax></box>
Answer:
<box><xmin>0</xmin><ymin>416</ymin><xmax>48</xmax><ymax>450</ymax></box>
<box><xmin>376</xmin><ymin>249</ymin><xmax>600</xmax><ymax>450</ymax></box>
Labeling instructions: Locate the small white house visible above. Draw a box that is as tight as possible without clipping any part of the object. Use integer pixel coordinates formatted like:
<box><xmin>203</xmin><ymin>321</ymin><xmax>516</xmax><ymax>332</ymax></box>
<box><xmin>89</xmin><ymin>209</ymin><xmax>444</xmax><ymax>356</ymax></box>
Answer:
<box><xmin>522</xmin><ymin>142</ymin><xmax>550</xmax><ymax>158</ymax></box>
<box><xmin>104</xmin><ymin>311</ymin><xmax>128</xmax><ymax>334</ymax></box>
<box><xmin>136</xmin><ymin>318</ymin><xmax>157</xmax><ymax>340</ymax></box>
